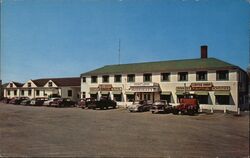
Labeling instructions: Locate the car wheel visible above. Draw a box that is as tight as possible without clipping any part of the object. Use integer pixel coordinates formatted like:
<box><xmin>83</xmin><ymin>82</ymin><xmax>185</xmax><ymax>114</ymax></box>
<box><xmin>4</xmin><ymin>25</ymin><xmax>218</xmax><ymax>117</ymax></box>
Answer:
<box><xmin>151</xmin><ymin>111</ymin><xmax>155</xmax><ymax>114</ymax></box>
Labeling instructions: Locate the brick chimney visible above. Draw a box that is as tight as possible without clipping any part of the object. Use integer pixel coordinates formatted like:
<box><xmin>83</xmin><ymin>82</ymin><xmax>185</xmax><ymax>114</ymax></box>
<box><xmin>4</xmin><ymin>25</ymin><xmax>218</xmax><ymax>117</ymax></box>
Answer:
<box><xmin>201</xmin><ymin>45</ymin><xmax>208</xmax><ymax>59</ymax></box>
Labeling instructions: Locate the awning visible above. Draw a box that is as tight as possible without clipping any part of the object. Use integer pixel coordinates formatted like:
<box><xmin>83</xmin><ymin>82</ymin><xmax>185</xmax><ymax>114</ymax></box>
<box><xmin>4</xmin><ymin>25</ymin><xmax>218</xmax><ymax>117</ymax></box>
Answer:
<box><xmin>214</xmin><ymin>91</ymin><xmax>230</xmax><ymax>96</ymax></box>
<box><xmin>195</xmin><ymin>91</ymin><xmax>209</xmax><ymax>95</ymax></box>
<box><xmin>89</xmin><ymin>91</ymin><xmax>98</xmax><ymax>94</ymax></box>
<box><xmin>176</xmin><ymin>91</ymin><xmax>184</xmax><ymax>95</ymax></box>
<box><xmin>126</xmin><ymin>92</ymin><xmax>134</xmax><ymax>95</ymax></box>
<box><xmin>101</xmin><ymin>91</ymin><xmax>109</xmax><ymax>94</ymax></box>
<box><xmin>112</xmin><ymin>91</ymin><xmax>122</xmax><ymax>94</ymax></box>
<box><xmin>161</xmin><ymin>91</ymin><xmax>171</xmax><ymax>95</ymax></box>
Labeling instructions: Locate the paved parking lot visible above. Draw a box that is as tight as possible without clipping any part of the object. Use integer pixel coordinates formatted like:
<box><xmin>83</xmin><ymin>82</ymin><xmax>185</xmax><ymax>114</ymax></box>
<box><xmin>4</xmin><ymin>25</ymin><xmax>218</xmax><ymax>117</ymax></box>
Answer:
<box><xmin>0</xmin><ymin>103</ymin><xmax>249</xmax><ymax>157</ymax></box>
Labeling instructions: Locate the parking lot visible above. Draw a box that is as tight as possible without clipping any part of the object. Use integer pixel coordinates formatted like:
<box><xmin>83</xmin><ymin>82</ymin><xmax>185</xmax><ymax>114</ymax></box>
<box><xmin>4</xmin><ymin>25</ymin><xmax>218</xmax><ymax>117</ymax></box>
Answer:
<box><xmin>0</xmin><ymin>103</ymin><xmax>249</xmax><ymax>157</ymax></box>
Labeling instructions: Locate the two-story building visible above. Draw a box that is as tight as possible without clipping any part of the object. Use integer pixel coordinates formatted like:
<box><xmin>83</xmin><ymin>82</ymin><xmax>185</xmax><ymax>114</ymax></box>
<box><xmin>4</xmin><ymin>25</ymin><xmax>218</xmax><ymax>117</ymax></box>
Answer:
<box><xmin>80</xmin><ymin>46</ymin><xmax>248</xmax><ymax>112</ymax></box>
<box><xmin>4</xmin><ymin>77</ymin><xmax>81</xmax><ymax>101</ymax></box>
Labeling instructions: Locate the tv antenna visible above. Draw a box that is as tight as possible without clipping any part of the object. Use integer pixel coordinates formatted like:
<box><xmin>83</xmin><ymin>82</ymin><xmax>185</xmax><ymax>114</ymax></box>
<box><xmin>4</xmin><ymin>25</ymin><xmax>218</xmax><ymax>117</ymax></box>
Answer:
<box><xmin>118</xmin><ymin>39</ymin><xmax>121</xmax><ymax>65</ymax></box>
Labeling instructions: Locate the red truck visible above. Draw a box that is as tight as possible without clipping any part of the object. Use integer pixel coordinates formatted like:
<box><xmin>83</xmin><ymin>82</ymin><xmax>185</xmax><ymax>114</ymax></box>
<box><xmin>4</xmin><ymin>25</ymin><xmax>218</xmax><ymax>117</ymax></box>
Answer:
<box><xmin>172</xmin><ymin>94</ymin><xmax>199</xmax><ymax>115</ymax></box>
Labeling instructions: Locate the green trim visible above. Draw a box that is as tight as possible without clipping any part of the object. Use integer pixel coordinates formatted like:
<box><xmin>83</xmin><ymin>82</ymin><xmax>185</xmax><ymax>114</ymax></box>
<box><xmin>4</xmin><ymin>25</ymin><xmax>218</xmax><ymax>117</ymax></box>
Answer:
<box><xmin>195</xmin><ymin>91</ymin><xmax>209</xmax><ymax>95</ymax></box>
<box><xmin>176</xmin><ymin>91</ymin><xmax>184</xmax><ymax>95</ymax></box>
<box><xmin>101</xmin><ymin>91</ymin><xmax>109</xmax><ymax>94</ymax></box>
<box><xmin>161</xmin><ymin>91</ymin><xmax>171</xmax><ymax>95</ymax></box>
<box><xmin>112</xmin><ymin>91</ymin><xmax>122</xmax><ymax>94</ymax></box>
<box><xmin>214</xmin><ymin>91</ymin><xmax>230</xmax><ymax>96</ymax></box>
<box><xmin>126</xmin><ymin>92</ymin><xmax>134</xmax><ymax>95</ymax></box>
<box><xmin>89</xmin><ymin>91</ymin><xmax>98</xmax><ymax>94</ymax></box>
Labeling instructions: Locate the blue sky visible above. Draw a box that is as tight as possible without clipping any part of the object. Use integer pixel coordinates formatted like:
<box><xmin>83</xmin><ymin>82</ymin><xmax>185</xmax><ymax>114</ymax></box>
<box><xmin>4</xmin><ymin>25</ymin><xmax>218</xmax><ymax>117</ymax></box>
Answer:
<box><xmin>1</xmin><ymin>0</ymin><xmax>250</xmax><ymax>83</ymax></box>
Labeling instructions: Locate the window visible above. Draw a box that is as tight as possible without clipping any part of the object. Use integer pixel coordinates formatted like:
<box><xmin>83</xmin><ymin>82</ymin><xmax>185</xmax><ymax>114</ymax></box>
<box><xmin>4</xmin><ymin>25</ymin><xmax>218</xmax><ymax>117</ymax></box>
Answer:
<box><xmin>48</xmin><ymin>82</ymin><xmax>53</xmax><ymax>87</ymax></box>
<box><xmin>178</xmin><ymin>72</ymin><xmax>188</xmax><ymax>81</ymax></box>
<box><xmin>10</xmin><ymin>83</ymin><xmax>13</xmax><ymax>88</ymax></box>
<box><xmin>7</xmin><ymin>90</ymin><xmax>10</xmax><ymax>95</ymax></box>
<box><xmin>216</xmin><ymin>70</ymin><xmax>229</xmax><ymax>80</ymax></box>
<box><xmin>14</xmin><ymin>90</ymin><xmax>17</xmax><ymax>96</ymax></box>
<box><xmin>160</xmin><ymin>95</ymin><xmax>171</xmax><ymax>103</ymax></box>
<box><xmin>196</xmin><ymin>71</ymin><xmax>207</xmax><ymax>81</ymax></box>
<box><xmin>126</xmin><ymin>94</ymin><xmax>135</xmax><ymax>102</ymax></box>
<box><xmin>216</xmin><ymin>96</ymin><xmax>229</xmax><ymax>105</ymax></box>
<box><xmin>91</xmin><ymin>76</ymin><xmax>97</xmax><ymax>83</ymax></box>
<box><xmin>161</xmin><ymin>73</ymin><xmax>170</xmax><ymax>82</ymax></box>
<box><xmin>36</xmin><ymin>90</ymin><xmax>40</xmax><ymax>96</ymax></box>
<box><xmin>90</xmin><ymin>94</ymin><xmax>98</xmax><ymax>99</ymax></box>
<box><xmin>102</xmin><ymin>75</ymin><xmax>109</xmax><ymax>83</ymax></box>
<box><xmin>114</xmin><ymin>94</ymin><xmax>122</xmax><ymax>102</ymax></box>
<box><xmin>82</xmin><ymin>92</ymin><xmax>86</xmax><ymax>98</ymax></box>
<box><xmin>44</xmin><ymin>90</ymin><xmax>47</xmax><ymax>96</ymax></box>
<box><xmin>28</xmin><ymin>82</ymin><xmax>31</xmax><ymax>87</ymax></box>
<box><xmin>28</xmin><ymin>90</ymin><xmax>32</xmax><ymax>96</ymax></box>
<box><xmin>82</xmin><ymin>77</ymin><xmax>86</xmax><ymax>83</ymax></box>
<box><xmin>143</xmin><ymin>73</ymin><xmax>152</xmax><ymax>82</ymax></box>
<box><xmin>127</xmin><ymin>74</ymin><xmax>135</xmax><ymax>82</ymax></box>
<box><xmin>21</xmin><ymin>90</ymin><xmax>24</xmax><ymax>96</ymax></box>
<box><xmin>197</xmin><ymin>95</ymin><xmax>208</xmax><ymax>104</ymax></box>
<box><xmin>114</xmin><ymin>75</ymin><xmax>122</xmax><ymax>83</ymax></box>
<box><xmin>68</xmin><ymin>90</ymin><xmax>72</xmax><ymax>97</ymax></box>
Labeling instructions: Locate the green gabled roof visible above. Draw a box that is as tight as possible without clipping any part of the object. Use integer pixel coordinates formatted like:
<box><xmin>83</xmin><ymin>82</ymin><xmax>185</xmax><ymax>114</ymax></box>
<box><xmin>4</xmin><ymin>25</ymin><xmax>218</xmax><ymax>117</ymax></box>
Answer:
<box><xmin>81</xmin><ymin>58</ymin><xmax>239</xmax><ymax>76</ymax></box>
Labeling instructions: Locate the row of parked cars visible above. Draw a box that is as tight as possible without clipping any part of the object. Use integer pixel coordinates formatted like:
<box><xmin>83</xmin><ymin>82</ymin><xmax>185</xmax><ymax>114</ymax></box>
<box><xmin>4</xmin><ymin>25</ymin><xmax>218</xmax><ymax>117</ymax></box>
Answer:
<box><xmin>2</xmin><ymin>97</ymin><xmax>76</xmax><ymax>107</ymax></box>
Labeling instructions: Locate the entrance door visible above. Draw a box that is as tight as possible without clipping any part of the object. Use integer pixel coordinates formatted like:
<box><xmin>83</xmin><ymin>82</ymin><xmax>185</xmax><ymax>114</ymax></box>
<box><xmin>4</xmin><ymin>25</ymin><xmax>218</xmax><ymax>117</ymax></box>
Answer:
<box><xmin>143</xmin><ymin>93</ymin><xmax>151</xmax><ymax>101</ymax></box>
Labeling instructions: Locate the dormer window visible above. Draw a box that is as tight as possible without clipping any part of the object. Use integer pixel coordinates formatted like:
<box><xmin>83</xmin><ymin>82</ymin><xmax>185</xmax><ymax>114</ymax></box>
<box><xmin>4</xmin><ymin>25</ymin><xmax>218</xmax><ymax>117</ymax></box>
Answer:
<box><xmin>28</xmin><ymin>82</ymin><xmax>31</xmax><ymax>87</ymax></box>
<box><xmin>10</xmin><ymin>83</ymin><xmax>13</xmax><ymax>88</ymax></box>
<box><xmin>48</xmin><ymin>82</ymin><xmax>53</xmax><ymax>87</ymax></box>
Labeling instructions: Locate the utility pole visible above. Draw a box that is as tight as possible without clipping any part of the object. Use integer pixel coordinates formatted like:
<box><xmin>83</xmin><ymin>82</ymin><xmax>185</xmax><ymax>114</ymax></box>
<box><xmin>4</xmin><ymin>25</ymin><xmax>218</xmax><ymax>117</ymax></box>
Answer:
<box><xmin>118</xmin><ymin>39</ymin><xmax>121</xmax><ymax>65</ymax></box>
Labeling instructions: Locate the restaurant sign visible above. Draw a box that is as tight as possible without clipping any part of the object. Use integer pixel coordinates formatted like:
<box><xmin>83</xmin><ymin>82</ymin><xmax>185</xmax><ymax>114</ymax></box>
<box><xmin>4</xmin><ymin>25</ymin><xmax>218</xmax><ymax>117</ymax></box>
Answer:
<box><xmin>176</xmin><ymin>82</ymin><xmax>230</xmax><ymax>91</ymax></box>
<box><xmin>98</xmin><ymin>84</ymin><xmax>112</xmax><ymax>91</ymax></box>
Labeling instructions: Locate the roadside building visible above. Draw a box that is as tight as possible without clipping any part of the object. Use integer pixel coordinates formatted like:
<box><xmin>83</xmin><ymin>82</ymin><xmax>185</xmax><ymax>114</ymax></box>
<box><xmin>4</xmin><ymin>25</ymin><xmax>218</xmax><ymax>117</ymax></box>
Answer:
<box><xmin>80</xmin><ymin>46</ymin><xmax>248</xmax><ymax>112</ymax></box>
<box><xmin>4</xmin><ymin>77</ymin><xmax>81</xmax><ymax>101</ymax></box>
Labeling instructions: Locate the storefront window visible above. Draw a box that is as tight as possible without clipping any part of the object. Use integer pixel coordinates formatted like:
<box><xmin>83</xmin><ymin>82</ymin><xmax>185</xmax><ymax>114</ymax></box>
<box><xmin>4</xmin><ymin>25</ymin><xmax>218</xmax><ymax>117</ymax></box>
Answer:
<box><xmin>28</xmin><ymin>90</ymin><xmax>32</xmax><ymax>96</ymax></box>
<box><xmin>216</xmin><ymin>96</ymin><xmax>229</xmax><ymax>105</ymax></box>
<box><xmin>143</xmin><ymin>73</ymin><xmax>152</xmax><ymax>82</ymax></box>
<box><xmin>114</xmin><ymin>75</ymin><xmax>122</xmax><ymax>83</ymax></box>
<box><xmin>21</xmin><ymin>90</ymin><xmax>24</xmax><ymax>96</ymax></box>
<box><xmin>7</xmin><ymin>90</ymin><xmax>10</xmax><ymax>95</ymax></box>
<box><xmin>216</xmin><ymin>70</ymin><xmax>229</xmax><ymax>80</ymax></box>
<box><xmin>91</xmin><ymin>76</ymin><xmax>98</xmax><ymax>83</ymax></box>
<box><xmin>90</xmin><ymin>94</ymin><xmax>98</xmax><ymax>99</ymax></box>
<box><xmin>197</xmin><ymin>95</ymin><xmax>208</xmax><ymax>104</ymax></box>
<box><xmin>178</xmin><ymin>72</ymin><xmax>188</xmax><ymax>81</ymax></box>
<box><xmin>114</xmin><ymin>94</ymin><xmax>122</xmax><ymax>102</ymax></box>
<box><xmin>177</xmin><ymin>95</ymin><xmax>184</xmax><ymax>103</ymax></box>
<box><xmin>161</xmin><ymin>73</ymin><xmax>170</xmax><ymax>82</ymax></box>
<box><xmin>196</xmin><ymin>71</ymin><xmax>207</xmax><ymax>81</ymax></box>
<box><xmin>126</xmin><ymin>94</ymin><xmax>134</xmax><ymax>102</ymax></box>
<box><xmin>160</xmin><ymin>95</ymin><xmax>171</xmax><ymax>103</ymax></box>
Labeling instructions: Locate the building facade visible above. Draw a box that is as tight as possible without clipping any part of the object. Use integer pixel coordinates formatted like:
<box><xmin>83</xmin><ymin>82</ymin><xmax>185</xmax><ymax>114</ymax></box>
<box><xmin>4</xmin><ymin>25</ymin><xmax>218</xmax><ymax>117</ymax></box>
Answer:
<box><xmin>80</xmin><ymin>46</ymin><xmax>248</xmax><ymax>112</ymax></box>
<box><xmin>4</xmin><ymin>77</ymin><xmax>81</xmax><ymax>101</ymax></box>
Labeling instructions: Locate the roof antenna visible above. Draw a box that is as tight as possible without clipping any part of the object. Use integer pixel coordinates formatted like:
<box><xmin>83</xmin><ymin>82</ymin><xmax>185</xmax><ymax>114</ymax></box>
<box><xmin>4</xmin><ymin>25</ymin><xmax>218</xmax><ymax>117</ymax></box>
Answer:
<box><xmin>118</xmin><ymin>39</ymin><xmax>121</xmax><ymax>65</ymax></box>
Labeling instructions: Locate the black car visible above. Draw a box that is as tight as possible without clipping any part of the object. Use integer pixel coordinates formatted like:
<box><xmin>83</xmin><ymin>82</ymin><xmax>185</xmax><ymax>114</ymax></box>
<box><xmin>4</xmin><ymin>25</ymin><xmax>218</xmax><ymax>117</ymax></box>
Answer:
<box><xmin>9</xmin><ymin>97</ymin><xmax>30</xmax><ymax>105</ymax></box>
<box><xmin>95</xmin><ymin>97</ymin><xmax>117</xmax><ymax>110</ymax></box>
<box><xmin>20</xmin><ymin>99</ymin><xmax>31</xmax><ymax>106</ymax></box>
<box><xmin>50</xmin><ymin>98</ymin><xmax>76</xmax><ymax>107</ymax></box>
<box><xmin>30</xmin><ymin>97</ymin><xmax>47</xmax><ymax>106</ymax></box>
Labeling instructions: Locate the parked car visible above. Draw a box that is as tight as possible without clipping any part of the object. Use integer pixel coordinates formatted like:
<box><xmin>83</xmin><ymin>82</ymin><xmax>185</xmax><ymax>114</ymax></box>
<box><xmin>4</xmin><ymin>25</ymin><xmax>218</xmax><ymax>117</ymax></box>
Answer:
<box><xmin>150</xmin><ymin>100</ymin><xmax>172</xmax><ymax>114</ymax></box>
<box><xmin>95</xmin><ymin>97</ymin><xmax>117</xmax><ymax>110</ymax></box>
<box><xmin>50</xmin><ymin>98</ymin><xmax>76</xmax><ymax>107</ymax></box>
<box><xmin>85</xmin><ymin>98</ymin><xmax>97</xmax><ymax>109</ymax></box>
<box><xmin>43</xmin><ymin>98</ymin><xmax>61</xmax><ymax>107</ymax></box>
<box><xmin>1</xmin><ymin>97</ymin><xmax>11</xmax><ymax>104</ymax></box>
<box><xmin>9</xmin><ymin>97</ymin><xmax>29</xmax><ymax>105</ymax></box>
<box><xmin>75</xmin><ymin>98</ymin><xmax>86</xmax><ymax>108</ymax></box>
<box><xmin>128</xmin><ymin>100</ymin><xmax>151</xmax><ymax>112</ymax></box>
<box><xmin>20</xmin><ymin>98</ymin><xmax>31</xmax><ymax>106</ymax></box>
<box><xmin>172</xmin><ymin>94</ymin><xmax>199</xmax><ymax>115</ymax></box>
<box><xmin>30</xmin><ymin>97</ymin><xmax>48</xmax><ymax>106</ymax></box>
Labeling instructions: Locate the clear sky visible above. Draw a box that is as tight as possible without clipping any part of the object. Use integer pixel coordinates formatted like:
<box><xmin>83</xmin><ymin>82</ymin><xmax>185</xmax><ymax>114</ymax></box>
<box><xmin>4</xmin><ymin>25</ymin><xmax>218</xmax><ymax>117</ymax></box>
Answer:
<box><xmin>1</xmin><ymin>0</ymin><xmax>249</xmax><ymax>83</ymax></box>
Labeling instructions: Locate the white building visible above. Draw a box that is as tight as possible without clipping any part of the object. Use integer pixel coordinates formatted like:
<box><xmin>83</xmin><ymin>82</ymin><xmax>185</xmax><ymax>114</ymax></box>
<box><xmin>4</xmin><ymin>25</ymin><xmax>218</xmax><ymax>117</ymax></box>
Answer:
<box><xmin>4</xmin><ymin>77</ymin><xmax>81</xmax><ymax>101</ymax></box>
<box><xmin>80</xmin><ymin>46</ymin><xmax>248</xmax><ymax>112</ymax></box>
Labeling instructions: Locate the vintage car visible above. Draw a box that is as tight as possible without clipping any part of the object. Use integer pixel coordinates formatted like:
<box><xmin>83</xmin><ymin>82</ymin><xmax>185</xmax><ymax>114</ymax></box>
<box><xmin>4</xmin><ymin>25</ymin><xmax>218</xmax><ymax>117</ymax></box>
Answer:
<box><xmin>50</xmin><ymin>98</ymin><xmax>76</xmax><ymax>107</ymax></box>
<box><xmin>76</xmin><ymin>98</ymin><xmax>86</xmax><ymax>108</ymax></box>
<box><xmin>1</xmin><ymin>97</ymin><xmax>11</xmax><ymax>104</ymax></box>
<box><xmin>86</xmin><ymin>97</ymin><xmax>117</xmax><ymax>110</ymax></box>
<box><xmin>43</xmin><ymin>98</ymin><xmax>61</xmax><ymax>107</ymax></box>
<box><xmin>20</xmin><ymin>98</ymin><xmax>31</xmax><ymax>106</ymax></box>
<box><xmin>150</xmin><ymin>100</ymin><xmax>172</xmax><ymax>114</ymax></box>
<box><xmin>9</xmin><ymin>97</ymin><xmax>30</xmax><ymax>105</ymax></box>
<box><xmin>128</xmin><ymin>100</ymin><xmax>151</xmax><ymax>112</ymax></box>
<box><xmin>30</xmin><ymin>97</ymin><xmax>48</xmax><ymax>106</ymax></box>
<box><xmin>85</xmin><ymin>98</ymin><xmax>97</xmax><ymax>109</ymax></box>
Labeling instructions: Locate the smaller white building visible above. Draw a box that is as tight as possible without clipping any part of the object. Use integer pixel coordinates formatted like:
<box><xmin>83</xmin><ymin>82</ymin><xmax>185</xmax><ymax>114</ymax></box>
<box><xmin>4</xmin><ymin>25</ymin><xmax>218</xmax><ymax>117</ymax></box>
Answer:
<box><xmin>4</xmin><ymin>77</ymin><xmax>81</xmax><ymax>101</ymax></box>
